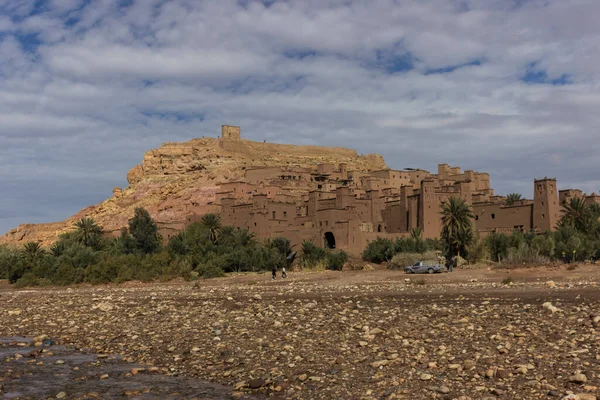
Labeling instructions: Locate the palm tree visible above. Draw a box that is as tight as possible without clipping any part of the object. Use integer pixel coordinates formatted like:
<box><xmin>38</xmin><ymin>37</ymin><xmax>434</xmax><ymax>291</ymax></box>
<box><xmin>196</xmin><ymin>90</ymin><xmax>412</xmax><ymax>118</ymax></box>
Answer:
<box><xmin>588</xmin><ymin>202</ymin><xmax>600</xmax><ymax>220</ymax></box>
<box><xmin>559</xmin><ymin>197</ymin><xmax>594</xmax><ymax>234</ymax></box>
<box><xmin>21</xmin><ymin>242</ymin><xmax>46</xmax><ymax>264</ymax></box>
<box><xmin>505</xmin><ymin>193</ymin><xmax>522</xmax><ymax>206</ymax></box>
<box><xmin>49</xmin><ymin>242</ymin><xmax>65</xmax><ymax>257</ymax></box>
<box><xmin>234</xmin><ymin>227</ymin><xmax>256</xmax><ymax>247</ymax></box>
<box><xmin>441</xmin><ymin>197</ymin><xmax>474</xmax><ymax>258</ymax></box>
<box><xmin>200</xmin><ymin>213</ymin><xmax>222</xmax><ymax>244</ymax></box>
<box><xmin>74</xmin><ymin>217</ymin><xmax>104</xmax><ymax>247</ymax></box>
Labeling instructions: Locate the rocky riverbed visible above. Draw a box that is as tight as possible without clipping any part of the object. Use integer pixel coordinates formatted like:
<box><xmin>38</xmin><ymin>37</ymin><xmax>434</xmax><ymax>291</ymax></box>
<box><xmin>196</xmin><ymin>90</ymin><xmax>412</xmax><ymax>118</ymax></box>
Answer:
<box><xmin>1</xmin><ymin>268</ymin><xmax>599</xmax><ymax>399</ymax></box>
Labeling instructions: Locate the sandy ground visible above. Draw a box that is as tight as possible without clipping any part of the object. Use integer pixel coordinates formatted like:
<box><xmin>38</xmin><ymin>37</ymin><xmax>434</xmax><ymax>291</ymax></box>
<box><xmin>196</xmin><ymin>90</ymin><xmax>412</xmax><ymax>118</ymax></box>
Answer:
<box><xmin>1</xmin><ymin>263</ymin><xmax>600</xmax><ymax>400</ymax></box>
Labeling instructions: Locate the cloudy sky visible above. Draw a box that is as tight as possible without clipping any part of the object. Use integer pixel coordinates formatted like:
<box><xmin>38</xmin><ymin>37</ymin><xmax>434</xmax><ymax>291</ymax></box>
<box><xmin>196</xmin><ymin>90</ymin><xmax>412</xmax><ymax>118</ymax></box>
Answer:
<box><xmin>1</xmin><ymin>0</ymin><xmax>599</xmax><ymax>234</ymax></box>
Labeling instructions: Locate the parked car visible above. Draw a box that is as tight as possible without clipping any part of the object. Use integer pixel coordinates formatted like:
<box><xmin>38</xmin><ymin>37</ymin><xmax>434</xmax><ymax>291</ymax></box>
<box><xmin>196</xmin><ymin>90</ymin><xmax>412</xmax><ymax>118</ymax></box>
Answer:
<box><xmin>404</xmin><ymin>260</ymin><xmax>444</xmax><ymax>274</ymax></box>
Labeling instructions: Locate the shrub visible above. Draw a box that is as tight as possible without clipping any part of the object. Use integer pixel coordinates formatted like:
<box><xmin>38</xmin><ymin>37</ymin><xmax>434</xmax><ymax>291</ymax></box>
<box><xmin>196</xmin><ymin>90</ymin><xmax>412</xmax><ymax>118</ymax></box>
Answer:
<box><xmin>466</xmin><ymin>236</ymin><xmax>489</xmax><ymax>264</ymax></box>
<box><xmin>52</xmin><ymin>262</ymin><xmax>84</xmax><ymax>286</ymax></box>
<box><xmin>326</xmin><ymin>251</ymin><xmax>348</xmax><ymax>271</ymax></box>
<box><xmin>388</xmin><ymin>251</ymin><xmax>439</xmax><ymax>270</ymax></box>
<box><xmin>486</xmin><ymin>233</ymin><xmax>510</xmax><ymax>262</ymax></box>
<box><xmin>362</xmin><ymin>238</ymin><xmax>395</xmax><ymax>263</ymax></box>
<box><xmin>14</xmin><ymin>272</ymin><xmax>40</xmax><ymax>288</ymax></box>
<box><xmin>501</xmin><ymin>276</ymin><xmax>513</xmax><ymax>285</ymax></box>
<box><xmin>301</xmin><ymin>241</ymin><xmax>327</xmax><ymax>267</ymax></box>
<box><xmin>0</xmin><ymin>246</ymin><xmax>20</xmax><ymax>279</ymax></box>
<box><xmin>195</xmin><ymin>260</ymin><xmax>225</xmax><ymax>278</ymax></box>
<box><xmin>505</xmin><ymin>243</ymin><xmax>550</xmax><ymax>265</ymax></box>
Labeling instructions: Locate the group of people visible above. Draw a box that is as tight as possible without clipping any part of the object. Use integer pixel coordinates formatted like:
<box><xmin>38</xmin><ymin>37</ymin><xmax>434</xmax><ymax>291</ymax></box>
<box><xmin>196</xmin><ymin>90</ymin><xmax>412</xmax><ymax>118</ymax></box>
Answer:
<box><xmin>272</xmin><ymin>266</ymin><xmax>287</xmax><ymax>279</ymax></box>
<box><xmin>272</xmin><ymin>251</ymin><xmax>296</xmax><ymax>280</ymax></box>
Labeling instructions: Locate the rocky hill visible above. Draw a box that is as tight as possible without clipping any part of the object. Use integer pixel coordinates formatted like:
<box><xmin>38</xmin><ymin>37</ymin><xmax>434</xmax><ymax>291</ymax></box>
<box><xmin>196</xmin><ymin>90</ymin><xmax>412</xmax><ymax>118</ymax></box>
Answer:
<box><xmin>0</xmin><ymin>136</ymin><xmax>387</xmax><ymax>247</ymax></box>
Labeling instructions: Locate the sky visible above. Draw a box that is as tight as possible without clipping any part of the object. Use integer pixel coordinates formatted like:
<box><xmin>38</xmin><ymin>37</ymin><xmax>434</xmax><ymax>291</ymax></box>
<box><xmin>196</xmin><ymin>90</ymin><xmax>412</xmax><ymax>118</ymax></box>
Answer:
<box><xmin>1</xmin><ymin>0</ymin><xmax>599</xmax><ymax>234</ymax></box>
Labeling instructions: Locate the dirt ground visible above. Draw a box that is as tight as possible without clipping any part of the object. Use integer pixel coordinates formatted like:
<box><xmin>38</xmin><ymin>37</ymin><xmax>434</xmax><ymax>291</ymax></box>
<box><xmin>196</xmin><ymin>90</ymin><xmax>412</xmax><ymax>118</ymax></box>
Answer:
<box><xmin>1</xmin><ymin>263</ymin><xmax>600</xmax><ymax>400</ymax></box>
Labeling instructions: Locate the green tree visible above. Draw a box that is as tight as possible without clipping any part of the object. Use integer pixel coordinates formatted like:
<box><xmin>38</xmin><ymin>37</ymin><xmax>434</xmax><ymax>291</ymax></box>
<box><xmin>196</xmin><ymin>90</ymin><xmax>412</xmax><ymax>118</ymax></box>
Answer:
<box><xmin>49</xmin><ymin>242</ymin><xmax>66</xmax><ymax>257</ymax></box>
<box><xmin>200</xmin><ymin>213</ymin><xmax>222</xmax><ymax>244</ymax></box>
<box><xmin>21</xmin><ymin>242</ymin><xmax>46</xmax><ymax>264</ymax></box>
<box><xmin>441</xmin><ymin>197</ymin><xmax>474</xmax><ymax>258</ymax></box>
<box><xmin>74</xmin><ymin>218</ymin><xmax>104</xmax><ymax>249</ymax></box>
<box><xmin>505</xmin><ymin>193</ymin><xmax>522</xmax><ymax>206</ymax></box>
<box><xmin>129</xmin><ymin>208</ymin><xmax>161</xmax><ymax>254</ymax></box>
<box><xmin>559</xmin><ymin>197</ymin><xmax>594</xmax><ymax>234</ymax></box>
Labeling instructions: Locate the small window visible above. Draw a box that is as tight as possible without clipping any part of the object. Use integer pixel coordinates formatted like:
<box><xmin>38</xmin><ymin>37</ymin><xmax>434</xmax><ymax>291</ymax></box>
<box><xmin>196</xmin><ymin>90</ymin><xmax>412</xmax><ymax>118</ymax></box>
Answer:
<box><xmin>283</xmin><ymin>211</ymin><xmax>287</xmax><ymax>217</ymax></box>
<box><xmin>320</xmin><ymin>221</ymin><xmax>322</xmax><ymax>226</ymax></box>
<box><xmin>272</xmin><ymin>211</ymin><xmax>276</xmax><ymax>219</ymax></box>
<box><xmin>491</xmin><ymin>214</ymin><xmax>495</xmax><ymax>219</ymax></box>
<box><xmin>325</xmin><ymin>221</ymin><xmax>329</xmax><ymax>226</ymax></box>
<box><xmin>254</xmin><ymin>222</ymin><xmax>257</xmax><ymax>227</ymax></box>
<box><xmin>542</xmin><ymin>213</ymin><xmax>545</xmax><ymax>219</ymax></box>
<box><xmin>475</xmin><ymin>215</ymin><xmax>479</xmax><ymax>220</ymax></box>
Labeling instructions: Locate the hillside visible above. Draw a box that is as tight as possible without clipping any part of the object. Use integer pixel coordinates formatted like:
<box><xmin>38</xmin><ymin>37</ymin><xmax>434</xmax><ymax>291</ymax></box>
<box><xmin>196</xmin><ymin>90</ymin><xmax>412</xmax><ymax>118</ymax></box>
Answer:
<box><xmin>0</xmin><ymin>136</ymin><xmax>387</xmax><ymax>246</ymax></box>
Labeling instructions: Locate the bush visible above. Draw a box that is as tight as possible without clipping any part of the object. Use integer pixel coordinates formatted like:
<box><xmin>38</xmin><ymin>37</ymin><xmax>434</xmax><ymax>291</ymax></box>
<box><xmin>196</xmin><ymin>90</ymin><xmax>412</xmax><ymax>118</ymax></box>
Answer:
<box><xmin>388</xmin><ymin>251</ymin><xmax>440</xmax><ymax>270</ymax></box>
<box><xmin>0</xmin><ymin>246</ymin><xmax>20</xmax><ymax>279</ymax></box>
<box><xmin>196</xmin><ymin>260</ymin><xmax>225</xmax><ymax>278</ymax></box>
<box><xmin>301</xmin><ymin>241</ymin><xmax>327</xmax><ymax>267</ymax></box>
<box><xmin>14</xmin><ymin>272</ymin><xmax>40</xmax><ymax>288</ymax></box>
<box><xmin>52</xmin><ymin>262</ymin><xmax>85</xmax><ymax>286</ymax></box>
<box><xmin>486</xmin><ymin>233</ymin><xmax>510</xmax><ymax>262</ymax></box>
<box><xmin>362</xmin><ymin>238</ymin><xmax>394</xmax><ymax>263</ymax></box>
<box><xmin>326</xmin><ymin>251</ymin><xmax>348</xmax><ymax>271</ymax></box>
<box><xmin>505</xmin><ymin>243</ymin><xmax>550</xmax><ymax>265</ymax></box>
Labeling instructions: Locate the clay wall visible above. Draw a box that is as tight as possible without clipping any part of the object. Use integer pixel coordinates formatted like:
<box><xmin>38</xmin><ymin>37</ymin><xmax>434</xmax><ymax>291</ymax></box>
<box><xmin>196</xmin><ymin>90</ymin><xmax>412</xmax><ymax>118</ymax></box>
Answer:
<box><xmin>585</xmin><ymin>194</ymin><xmax>600</xmax><ymax>205</ymax></box>
<box><xmin>245</xmin><ymin>167</ymin><xmax>284</xmax><ymax>184</ymax></box>
<box><xmin>472</xmin><ymin>203</ymin><xmax>533</xmax><ymax>232</ymax></box>
<box><xmin>317</xmin><ymin>163</ymin><xmax>335</xmax><ymax>174</ymax></box>
<box><xmin>559</xmin><ymin>189</ymin><xmax>583</xmax><ymax>204</ymax></box>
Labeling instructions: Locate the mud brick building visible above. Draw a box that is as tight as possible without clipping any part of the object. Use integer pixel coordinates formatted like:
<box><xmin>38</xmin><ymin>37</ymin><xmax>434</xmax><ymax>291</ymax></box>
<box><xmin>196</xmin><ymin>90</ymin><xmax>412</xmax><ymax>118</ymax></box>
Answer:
<box><xmin>179</xmin><ymin>126</ymin><xmax>591</xmax><ymax>257</ymax></box>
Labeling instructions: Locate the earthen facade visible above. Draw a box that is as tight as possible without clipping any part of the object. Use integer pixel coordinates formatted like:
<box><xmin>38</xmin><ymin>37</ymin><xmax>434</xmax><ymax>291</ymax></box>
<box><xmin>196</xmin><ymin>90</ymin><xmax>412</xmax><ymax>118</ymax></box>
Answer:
<box><xmin>180</xmin><ymin>126</ymin><xmax>572</xmax><ymax>256</ymax></box>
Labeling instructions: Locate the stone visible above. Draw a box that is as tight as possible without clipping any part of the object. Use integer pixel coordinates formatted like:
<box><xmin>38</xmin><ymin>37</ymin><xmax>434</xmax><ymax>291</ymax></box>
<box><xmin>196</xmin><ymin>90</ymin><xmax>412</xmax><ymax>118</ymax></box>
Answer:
<box><xmin>248</xmin><ymin>379</ymin><xmax>266</xmax><ymax>389</ymax></box>
<box><xmin>570</xmin><ymin>374</ymin><xmax>588</xmax><ymax>383</ymax></box>
<box><xmin>576</xmin><ymin>393</ymin><xmax>596</xmax><ymax>400</ymax></box>
<box><xmin>546</xmin><ymin>281</ymin><xmax>557</xmax><ymax>288</ymax></box>
<box><xmin>496</xmin><ymin>369</ymin><xmax>510</xmax><ymax>379</ymax></box>
<box><xmin>576</xmin><ymin>394</ymin><xmax>597</xmax><ymax>400</ymax></box>
<box><xmin>56</xmin><ymin>393</ymin><xmax>67</xmax><ymax>399</ymax></box>
<box><xmin>420</xmin><ymin>373</ymin><xmax>433</xmax><ymax>381</ymax></box>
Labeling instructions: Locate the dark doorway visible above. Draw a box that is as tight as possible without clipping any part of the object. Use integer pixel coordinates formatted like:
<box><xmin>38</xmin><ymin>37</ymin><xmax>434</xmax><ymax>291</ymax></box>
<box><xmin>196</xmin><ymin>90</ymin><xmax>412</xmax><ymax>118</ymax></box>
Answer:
<box><xmin>324</xmin><ymin>232</ymin><xmax>336</xmax><ymax>249</ymax></box>
<box><xmin>377</xmin><ymin>224</ymin><xmax>382</xmax><ymax>232</ymax></box>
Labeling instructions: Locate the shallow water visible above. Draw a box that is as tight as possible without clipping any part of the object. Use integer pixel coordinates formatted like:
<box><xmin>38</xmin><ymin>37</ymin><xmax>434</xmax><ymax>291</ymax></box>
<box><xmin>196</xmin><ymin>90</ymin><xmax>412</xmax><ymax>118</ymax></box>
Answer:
<box><xmin>0</xmin><ymin>337</ymin><xmax>258</xmax><ymax>399</ymax></box>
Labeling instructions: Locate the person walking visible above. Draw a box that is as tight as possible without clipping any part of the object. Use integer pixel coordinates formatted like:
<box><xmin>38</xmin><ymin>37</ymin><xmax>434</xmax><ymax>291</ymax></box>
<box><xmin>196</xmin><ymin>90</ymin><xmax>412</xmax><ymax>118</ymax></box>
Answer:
<box><xmin>281</xmin><ymin>266</ymin><xmax>287</xmax><ymax>278</ymax></box>
<box><xmin>272</xmin><ymin>266</ymin><xmax>277</xmax><ymax>280</ymax></box>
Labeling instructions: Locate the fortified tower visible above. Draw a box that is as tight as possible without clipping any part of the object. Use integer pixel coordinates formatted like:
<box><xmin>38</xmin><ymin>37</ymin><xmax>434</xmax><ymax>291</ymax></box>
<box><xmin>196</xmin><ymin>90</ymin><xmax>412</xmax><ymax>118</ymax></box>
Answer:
<box><xmin>419</xmin><ymin>180</ymin><xmax>439</xmax><ymax>238</ymax></box>
<box><xmin>533</xmin><ymin>178</ymin><xmax>560</xmax><ymax>232</ymax></box>
<box><xmin>221</xmin><ymin>125</ymin><xmax>241</xmax><ymax>140</ymax></box>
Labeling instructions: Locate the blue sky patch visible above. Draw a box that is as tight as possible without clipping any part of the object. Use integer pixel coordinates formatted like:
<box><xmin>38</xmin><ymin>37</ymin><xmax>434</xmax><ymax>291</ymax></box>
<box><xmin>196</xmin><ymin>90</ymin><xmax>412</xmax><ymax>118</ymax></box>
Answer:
<box><xmin>375</xmin><ymin>49</ymin><xmax>414</xmax><ymax>74</ymax></box>
<box><xmin>522</xmin><ymin>62</ymin><xmax>572</xmax><ymax>85</ymax></box>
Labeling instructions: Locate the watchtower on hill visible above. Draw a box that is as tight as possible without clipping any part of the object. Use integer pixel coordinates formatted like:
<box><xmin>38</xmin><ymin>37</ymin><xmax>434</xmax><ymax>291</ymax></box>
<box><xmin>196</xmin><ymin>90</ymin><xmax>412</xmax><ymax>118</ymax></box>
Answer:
<box><xmin>221</xmin><ymin>125</ymin><xmax>241</xmax><ymax>140</ymax></box>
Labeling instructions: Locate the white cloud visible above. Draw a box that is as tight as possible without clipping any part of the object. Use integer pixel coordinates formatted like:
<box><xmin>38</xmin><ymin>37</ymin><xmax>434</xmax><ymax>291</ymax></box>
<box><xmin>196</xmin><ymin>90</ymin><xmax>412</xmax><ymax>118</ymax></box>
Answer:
<box><xmin>0</xmin><ymin>0</ymin><xmax>600</xmax><ymax>232</ymax></box>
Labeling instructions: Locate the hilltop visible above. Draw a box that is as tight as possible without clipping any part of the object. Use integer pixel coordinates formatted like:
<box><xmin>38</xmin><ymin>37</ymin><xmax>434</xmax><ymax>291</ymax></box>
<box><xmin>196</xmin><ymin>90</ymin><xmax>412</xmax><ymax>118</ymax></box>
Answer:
<box><xmin>0</xmin><ymin>134</ymin><xmax>386</xmax><ymax>246</ymax></box>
